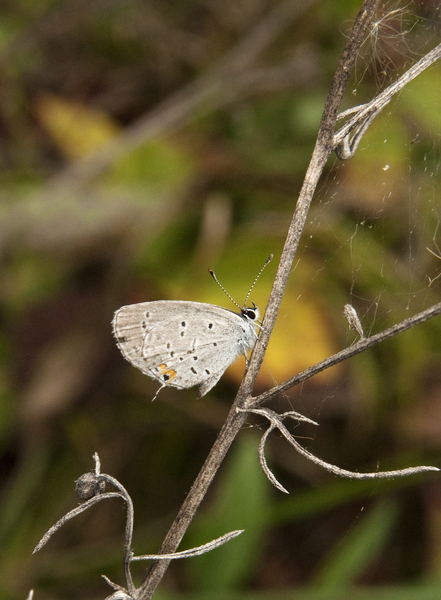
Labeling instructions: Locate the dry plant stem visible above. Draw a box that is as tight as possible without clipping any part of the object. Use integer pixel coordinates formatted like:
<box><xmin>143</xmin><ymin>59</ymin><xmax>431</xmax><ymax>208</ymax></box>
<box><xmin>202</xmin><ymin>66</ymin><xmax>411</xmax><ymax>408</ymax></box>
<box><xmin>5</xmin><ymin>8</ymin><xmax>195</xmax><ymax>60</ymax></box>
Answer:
<box><xmin>246</xmin><ymin>407</ymin><xmax>438</xmax><ymax>495</ymax></box>
<box><xmin>137</xmin><ymin>2</ymin><xmax>380</xmax><ymax>598</ymax></box>
<box><xmin>34</xmin><ymin>457</ymin><xmax>246</xmax><ymax>599</ymax></box>
<box><xmin>334</xmin><ymin>42</ymin><xmax>441</xmax><ymax>158</ymax></box>
<box><xmin>137</xmin><ymin>407</ymin><xmax>251</xmax><ymax>598</ymax></box>
<box><xmin>253</xmin><ymin>301</ymin><xmax>441</xmax><ymax>406</ymax></box>
<box><xmin>240</xmin><ymin>0</ymin><xmax>380</xmax><ymax>394</ymax></box>
<box><xmin>34</xmin><ymin>453</ymin><xmax>137</xmax><ymax>596</ymax></box>
<box><xmin>33</xmin><ymin>492</ymin><xmax>123</xmax><ymax>554</ymax></box>
<box><xmin>132</xmin><ymin>530</ymin><xmax>244</xmax><ymax>562</ymax></box>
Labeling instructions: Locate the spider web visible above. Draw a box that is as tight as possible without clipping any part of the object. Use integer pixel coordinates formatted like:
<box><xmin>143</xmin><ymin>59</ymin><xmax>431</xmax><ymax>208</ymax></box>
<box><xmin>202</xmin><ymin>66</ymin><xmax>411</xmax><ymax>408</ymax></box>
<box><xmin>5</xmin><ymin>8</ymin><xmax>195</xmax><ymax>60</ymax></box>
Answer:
<box><xmin>275</xmin><ymin>2</ymin><xmax>441</xmax><ymax>472</ymax></box>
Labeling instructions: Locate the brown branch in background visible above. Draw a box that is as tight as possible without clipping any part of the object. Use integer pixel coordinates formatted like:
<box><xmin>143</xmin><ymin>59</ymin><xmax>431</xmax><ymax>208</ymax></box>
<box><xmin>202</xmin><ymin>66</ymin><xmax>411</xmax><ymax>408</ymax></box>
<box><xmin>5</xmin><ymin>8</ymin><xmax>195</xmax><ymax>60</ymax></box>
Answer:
<box><xmin>45</xmin><ymin>0</ymin><xmax>318</xmax><ymax>193</ymax></box>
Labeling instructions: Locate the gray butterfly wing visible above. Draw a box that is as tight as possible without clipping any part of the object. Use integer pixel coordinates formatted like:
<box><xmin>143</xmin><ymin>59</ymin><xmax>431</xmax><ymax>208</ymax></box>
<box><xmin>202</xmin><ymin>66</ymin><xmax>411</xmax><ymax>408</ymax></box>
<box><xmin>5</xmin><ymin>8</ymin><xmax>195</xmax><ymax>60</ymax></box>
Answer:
<box><xmin>112</xmin><ymin>300</ymin><xmax>257</xmax><ymax>396</ymax></box>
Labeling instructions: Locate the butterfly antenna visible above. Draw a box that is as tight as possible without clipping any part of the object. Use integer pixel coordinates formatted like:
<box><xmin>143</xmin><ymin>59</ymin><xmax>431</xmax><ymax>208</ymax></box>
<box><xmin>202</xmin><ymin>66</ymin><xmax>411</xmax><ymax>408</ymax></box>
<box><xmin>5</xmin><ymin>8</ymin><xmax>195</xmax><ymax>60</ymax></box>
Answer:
<box><xmin>209</xmin><ymin>254</ymin><xmax>273</xmax><ymax>309</ymax></box>
<box><xmin>244</xmin><ymin>254</ymin><xmax>273</xmax><ymax>305</ymax></box>
<box><xmin>209</xmin><ymin>269</ymin><xmax>241</xmax><ymax>310</ymax></box>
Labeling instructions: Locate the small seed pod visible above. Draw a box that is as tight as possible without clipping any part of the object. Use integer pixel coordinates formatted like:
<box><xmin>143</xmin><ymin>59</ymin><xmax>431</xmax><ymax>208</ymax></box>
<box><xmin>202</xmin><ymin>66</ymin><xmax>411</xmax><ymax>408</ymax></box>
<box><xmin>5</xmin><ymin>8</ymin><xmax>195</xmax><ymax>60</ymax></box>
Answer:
<box><xmin>75</xmin><ymin>472</ymin><xmax>106</xmax><ymax>500</ymax></box>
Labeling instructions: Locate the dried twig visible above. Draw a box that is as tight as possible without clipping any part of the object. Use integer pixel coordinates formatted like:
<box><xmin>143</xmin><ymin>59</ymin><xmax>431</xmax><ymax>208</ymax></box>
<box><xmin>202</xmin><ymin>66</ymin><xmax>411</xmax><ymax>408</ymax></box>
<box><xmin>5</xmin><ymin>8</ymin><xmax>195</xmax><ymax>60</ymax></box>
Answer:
<box><xmin>132</xmin><ymin>530</ymin><xmax>244</xmax><ymax>562</ymax></box>
<box><xmin>239</xmin><ymin>407</ymin><xmax>439</xmax><ymax>494</ymax></box>
<box><xmin>33</xmin><ymin>491</ymin><xmax>123</xmax><ymax>554</ymax></box>
<box><xmin>34</xmin><ymin>2</ymin><xmax>440</xmax><ymax>597</ymax></box>
<box><xmin>344</xmin><ymin>304</ymin><xmax>365</xmax><ymax>339</ymax></box>
<box><xmin>334</xmin><ymin>42</ymin><xmax>441</xmax><ymax>158</ymax></box>
<box><xmin>35</xmin><ymin>454</ymin><xmax>245</xmax><ymax>598</ymax></box>
<box><xmin>252</xmin><ymin>302</ymin><xmax>441</xmax><ymax>406</ymax></box>
<box><xmin>238</xmin><ymin>409</ymin><xmax>319</xmax><ymax>493</ymax></box>
<box><xmin>137</xmin><ymin>2</ymin><xmax>383</xmax><ymax>598</ymax></box>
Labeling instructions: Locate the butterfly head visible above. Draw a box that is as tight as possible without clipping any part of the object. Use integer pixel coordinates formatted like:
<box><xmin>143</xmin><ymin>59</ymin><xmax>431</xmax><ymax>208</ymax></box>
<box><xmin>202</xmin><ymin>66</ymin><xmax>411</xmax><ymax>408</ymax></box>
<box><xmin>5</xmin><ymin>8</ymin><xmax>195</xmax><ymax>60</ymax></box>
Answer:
<box><xmin>241</xmin><ymin>302</ymin><xmax>259</xmax><ymax>322</ymax></box>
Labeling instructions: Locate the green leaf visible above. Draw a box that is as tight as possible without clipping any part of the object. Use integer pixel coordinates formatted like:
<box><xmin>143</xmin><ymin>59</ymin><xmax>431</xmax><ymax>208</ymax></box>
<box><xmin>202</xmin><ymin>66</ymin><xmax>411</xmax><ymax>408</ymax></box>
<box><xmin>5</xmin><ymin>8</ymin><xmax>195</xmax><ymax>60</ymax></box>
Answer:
<box><xmin>314</xmin><ymin>499</ymin><xmax>399</xmax><ymax>588</ymax></box>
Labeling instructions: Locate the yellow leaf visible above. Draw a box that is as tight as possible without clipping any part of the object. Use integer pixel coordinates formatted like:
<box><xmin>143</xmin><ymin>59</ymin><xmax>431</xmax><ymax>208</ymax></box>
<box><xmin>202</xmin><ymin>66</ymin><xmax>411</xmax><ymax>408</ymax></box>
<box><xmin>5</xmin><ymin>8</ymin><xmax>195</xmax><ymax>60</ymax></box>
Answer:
<box><xmin>35</xmin><ymin>94</ymin><xmax>120</xmax><ymax>159</ymax></box>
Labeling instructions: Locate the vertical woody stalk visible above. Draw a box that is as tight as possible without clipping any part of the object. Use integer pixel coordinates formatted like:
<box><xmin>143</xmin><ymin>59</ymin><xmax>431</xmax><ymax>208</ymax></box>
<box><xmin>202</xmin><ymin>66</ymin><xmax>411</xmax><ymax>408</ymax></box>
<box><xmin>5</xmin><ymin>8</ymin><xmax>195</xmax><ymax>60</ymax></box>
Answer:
<box><xmin>138</xmin><ymin>1</ymin><xmax>380</xmax><ymax>598</ymax></box>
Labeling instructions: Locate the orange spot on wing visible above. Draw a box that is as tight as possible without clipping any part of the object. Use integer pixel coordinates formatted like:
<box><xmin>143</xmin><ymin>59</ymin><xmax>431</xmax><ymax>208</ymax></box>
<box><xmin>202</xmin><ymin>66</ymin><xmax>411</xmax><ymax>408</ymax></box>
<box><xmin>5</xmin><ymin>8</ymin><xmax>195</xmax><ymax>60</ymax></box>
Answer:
<box><xmin>158</xmin><ymin>363</ymin><xmax>177</xmax><ymax>382</ymax></box>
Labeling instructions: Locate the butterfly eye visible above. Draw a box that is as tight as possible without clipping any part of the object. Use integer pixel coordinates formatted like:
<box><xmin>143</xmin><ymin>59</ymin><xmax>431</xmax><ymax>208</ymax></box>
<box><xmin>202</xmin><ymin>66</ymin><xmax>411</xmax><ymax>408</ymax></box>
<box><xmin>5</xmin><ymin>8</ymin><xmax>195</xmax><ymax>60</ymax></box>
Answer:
<box><xmin>242</xmin><ymin>309</ymin><xmax>257</xmax><ymax>320</ymax></box>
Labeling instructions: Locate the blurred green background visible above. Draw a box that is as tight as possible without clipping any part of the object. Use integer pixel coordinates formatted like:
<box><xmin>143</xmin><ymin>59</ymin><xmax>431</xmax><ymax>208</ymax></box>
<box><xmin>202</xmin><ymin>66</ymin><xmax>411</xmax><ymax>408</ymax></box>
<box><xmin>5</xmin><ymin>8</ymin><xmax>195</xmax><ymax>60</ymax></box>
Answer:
<box><xmin>1</xmin><ymin>0</ymin><xmax>441</xmax><ymax>598</ymax></box>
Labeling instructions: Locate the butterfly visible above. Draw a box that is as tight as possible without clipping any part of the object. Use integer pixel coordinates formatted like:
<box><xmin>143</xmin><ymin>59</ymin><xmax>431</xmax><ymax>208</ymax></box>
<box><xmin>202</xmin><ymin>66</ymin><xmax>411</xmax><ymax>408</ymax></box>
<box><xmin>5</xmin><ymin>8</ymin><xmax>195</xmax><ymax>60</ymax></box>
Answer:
<box><xmin>112</xmin><ymin>255</ymin><xmax>271</xmax><ymax>398</ymax></box>
<box><xmin>112</xmin><ymin>300</ymin><xmax>259</xmax><ymax>397</ymax></box>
